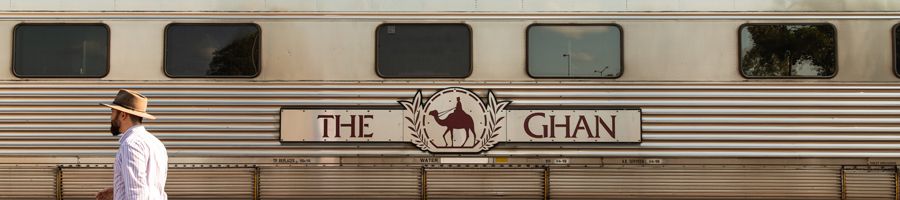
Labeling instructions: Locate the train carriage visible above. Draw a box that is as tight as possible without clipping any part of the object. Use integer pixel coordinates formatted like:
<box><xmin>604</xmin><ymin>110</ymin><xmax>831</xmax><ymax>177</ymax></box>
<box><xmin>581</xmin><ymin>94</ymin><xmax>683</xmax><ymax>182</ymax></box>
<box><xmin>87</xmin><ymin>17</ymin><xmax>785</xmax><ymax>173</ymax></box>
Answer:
<box><xmin>0</xmin><ymin>0</ymin><xmax>899</xmax><ymax>199</ymax></box>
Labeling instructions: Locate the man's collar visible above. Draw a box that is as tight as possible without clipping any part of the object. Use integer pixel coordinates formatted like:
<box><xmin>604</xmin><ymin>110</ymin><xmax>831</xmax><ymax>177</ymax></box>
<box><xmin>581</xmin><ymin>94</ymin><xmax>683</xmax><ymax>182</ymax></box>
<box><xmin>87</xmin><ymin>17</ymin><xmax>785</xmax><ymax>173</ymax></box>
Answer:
<box><xmin>117</xmin><ymin>125</ymin><xmax>144</xmax><ymax>143</ymax></box>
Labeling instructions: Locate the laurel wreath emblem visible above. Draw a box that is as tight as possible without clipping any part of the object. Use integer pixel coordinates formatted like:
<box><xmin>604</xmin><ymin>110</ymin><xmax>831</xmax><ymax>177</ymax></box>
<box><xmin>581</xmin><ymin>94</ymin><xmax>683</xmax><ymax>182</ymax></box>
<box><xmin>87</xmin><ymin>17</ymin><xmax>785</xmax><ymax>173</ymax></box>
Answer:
<box><xmin>399</xmin><ymin>89</ymin><xmax>510</xmax><ymax>152</ymax></box>
<box><xmin>399</xmin><ymin>91</ymin><xmax>428</xmax><ymax>150</ymax></box>
<box><xmin>480</xmin><ymin>91</ymin><xmax>510</xmax><ymax>151</ymax></box>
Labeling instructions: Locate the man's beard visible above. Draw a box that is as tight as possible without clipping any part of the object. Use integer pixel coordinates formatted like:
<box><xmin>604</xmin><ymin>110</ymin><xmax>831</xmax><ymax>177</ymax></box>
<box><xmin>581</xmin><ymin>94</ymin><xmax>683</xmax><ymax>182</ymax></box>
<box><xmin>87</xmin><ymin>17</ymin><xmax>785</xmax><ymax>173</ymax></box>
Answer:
<box><xmin>110</xmin><ymin>119</ymin><xmax>121</xmax><ymax>136</ymax></box>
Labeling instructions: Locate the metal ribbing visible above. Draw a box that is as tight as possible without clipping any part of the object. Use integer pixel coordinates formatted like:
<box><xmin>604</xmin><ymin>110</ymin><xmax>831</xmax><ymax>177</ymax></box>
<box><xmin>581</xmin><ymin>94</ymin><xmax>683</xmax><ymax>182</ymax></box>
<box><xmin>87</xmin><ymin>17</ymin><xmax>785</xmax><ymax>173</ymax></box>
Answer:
<box><xmin>258</xmin><ymin>167</ymin><xmax>422</xmax><ymax>199</ymax></box>
<box><xmin>60</xmin><ymin>167</ymin><xmax>111</xmax><ymax>200</ymax></box>
<box><xmin>0</xmin><ymin>166</ymin><xmax>57</xmax><ymax>199</ymax></box>
<box><xmin>60</xmin><ymin>166</ymin><xmax>255</xmax><ymax>199</ymax></box>
<box><xmin>165</xmin><ymin>167</ymin><xmax>255</xmax><ymax>199</ymax></box>
<box><xmin>844</xmin><ymin>167</ymin><xmax>897</xmax><ymax>200</ymax></box>
<box><xmin>425</xmin><ymin>168</ymin><xmax>545</xmax><ymax>200</ymax></box>
<box><xmin>0</xmin><ymin>82</ymin><xmax>899</xmax><ymax>157</ymax></box>
<box><xmin>549</xmin><ymin>165</ymin><xmax>842</xmax><ymax>199</ymax></box>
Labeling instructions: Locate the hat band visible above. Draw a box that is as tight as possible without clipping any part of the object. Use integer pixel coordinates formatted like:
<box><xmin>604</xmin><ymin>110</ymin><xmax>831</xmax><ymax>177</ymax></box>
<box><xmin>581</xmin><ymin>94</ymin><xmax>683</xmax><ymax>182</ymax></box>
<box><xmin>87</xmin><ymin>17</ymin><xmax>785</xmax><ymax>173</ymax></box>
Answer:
<box><xmin>113</xmin><ymin>102</ymin><xmax>144</xmax><ymax>112</ymax></box>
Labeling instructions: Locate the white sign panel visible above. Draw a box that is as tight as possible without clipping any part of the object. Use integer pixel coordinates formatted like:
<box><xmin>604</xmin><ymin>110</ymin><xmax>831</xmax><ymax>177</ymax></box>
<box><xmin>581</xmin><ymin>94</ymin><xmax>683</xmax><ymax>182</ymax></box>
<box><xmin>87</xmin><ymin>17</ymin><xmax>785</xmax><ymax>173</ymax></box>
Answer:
<box><xmin>506</xmin><ymin>110</ymin><xmax>641</xmax><ymax>142</ymax></box>
<box><xmin>280</xmin><ymin>109</ymin><xmax>403</xmax><ymax>142</ymax></box>
<box><xmin>280</xmin><ymin>87</ymin><xmax>642</xmax><ymax>153</ymax></box>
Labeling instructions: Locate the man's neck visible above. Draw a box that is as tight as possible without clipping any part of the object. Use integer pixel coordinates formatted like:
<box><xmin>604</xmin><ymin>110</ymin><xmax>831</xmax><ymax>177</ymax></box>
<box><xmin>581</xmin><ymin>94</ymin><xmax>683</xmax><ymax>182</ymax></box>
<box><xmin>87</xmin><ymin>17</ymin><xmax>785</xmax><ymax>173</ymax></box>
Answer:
<box><xmin>118</xmin><ymin>122</ymin><xmax>141</xmax><ymax>134</ymax></box>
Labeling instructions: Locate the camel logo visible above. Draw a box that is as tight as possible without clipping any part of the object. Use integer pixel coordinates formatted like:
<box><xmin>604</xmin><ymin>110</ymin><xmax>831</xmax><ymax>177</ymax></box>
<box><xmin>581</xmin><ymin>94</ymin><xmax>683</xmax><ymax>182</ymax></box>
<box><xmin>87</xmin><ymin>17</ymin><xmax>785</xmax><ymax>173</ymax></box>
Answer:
<box><xmin>400</xmin><ymin>88</ymin><xmax>510</xmax><ymax>153</ymax></box>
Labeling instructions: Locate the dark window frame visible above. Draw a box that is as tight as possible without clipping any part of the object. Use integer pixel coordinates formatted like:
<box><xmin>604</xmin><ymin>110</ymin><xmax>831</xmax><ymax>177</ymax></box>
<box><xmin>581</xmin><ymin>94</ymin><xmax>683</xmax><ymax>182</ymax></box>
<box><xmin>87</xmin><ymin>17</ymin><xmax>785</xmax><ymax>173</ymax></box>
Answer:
<box><xmin>525</xmin><ymin>23</ymin><xmax>624</xmax><ymax>79</ymax></box>
<box><xmin>892</xmin><ymin>23</ymin><xmax>900</xmax><ymax>78</ymax></box>
<box><xmin>374</xmin><ymin>23</ymin><xmax>473</xmax><ymax>78</ymax></box>
<box><xmin>737</xmin><ymin>23</ymin><xmax>838</xmax><ymax>79</ymax></box>
<box><xmin>163</xmin><ymin>23</ymin><xmax>262</xmax><ymax>78</ymax></box>
<box><xmin>12</xmin><ymin>23</ymin><xmax>111</xmax><ymax>78</ymax></box>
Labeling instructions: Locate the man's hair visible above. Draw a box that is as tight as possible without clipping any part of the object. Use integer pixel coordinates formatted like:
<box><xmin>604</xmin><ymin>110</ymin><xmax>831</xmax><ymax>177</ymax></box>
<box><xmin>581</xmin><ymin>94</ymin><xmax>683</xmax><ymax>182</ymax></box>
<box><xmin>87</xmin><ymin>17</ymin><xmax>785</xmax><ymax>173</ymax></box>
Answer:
<box><xmin>116</xmin><ymin>110</ymin><xmax>143</xmax><ymax>124</ymax></box>
<box><xmin>128</xmin><ymin>115</ymin><xmax>143</xmax><ymax>124</ymax></box>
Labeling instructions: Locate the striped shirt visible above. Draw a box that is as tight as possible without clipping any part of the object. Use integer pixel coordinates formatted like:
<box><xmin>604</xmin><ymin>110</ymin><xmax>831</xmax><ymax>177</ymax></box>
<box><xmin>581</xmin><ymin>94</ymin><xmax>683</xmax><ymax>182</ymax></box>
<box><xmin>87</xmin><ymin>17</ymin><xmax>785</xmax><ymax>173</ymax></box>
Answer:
<box><xmin>114</xmin><ymin>125</ymin><xmax>168</xmax><ymax>200</ymax></box>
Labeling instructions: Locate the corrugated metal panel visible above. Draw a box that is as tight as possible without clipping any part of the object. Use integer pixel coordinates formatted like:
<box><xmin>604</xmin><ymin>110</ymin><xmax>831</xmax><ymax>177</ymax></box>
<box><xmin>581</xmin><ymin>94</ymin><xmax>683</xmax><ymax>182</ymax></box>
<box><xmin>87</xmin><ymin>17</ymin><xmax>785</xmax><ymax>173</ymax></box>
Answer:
<box><xmin>549</xmin><ymin>165</ymin><xmax>842</xmax><ymax>199</ymax></box>
<box><xmin>259</xmin><ymin>166</ymin><xmax>421</xmax><ymax>199</ymax></box>
<box><xmin>0</xmin><ymin>166</ymin><xmax>57</xmax><ymax>199</ymax></box>
<box><xmin>844</xmin><ymin>167</ymin><xmax>897</xmax><ymax>200</ymax></box>
<box><xmin>61</xmin><ymin>166</ymin><xmax>254</xmax><ymax>199</ymax></box>
<box><xmin>61</xmin><ymin>167</ymin><xmax>110</xmax><ymax>200</ymax></box>
<box><xmin>3</xmin><ymin>82</ymin><xmax>900</xmax><ymax>157</ymax></box>
<box><xmin>425</xmin><ymin>168</ymin><xmax>545</xmax><ymax>199</ymax></box>
<box><xmin>166</xmin><ymin>167</ymin><xmax>255</xmax><ymax>199</ymax></box>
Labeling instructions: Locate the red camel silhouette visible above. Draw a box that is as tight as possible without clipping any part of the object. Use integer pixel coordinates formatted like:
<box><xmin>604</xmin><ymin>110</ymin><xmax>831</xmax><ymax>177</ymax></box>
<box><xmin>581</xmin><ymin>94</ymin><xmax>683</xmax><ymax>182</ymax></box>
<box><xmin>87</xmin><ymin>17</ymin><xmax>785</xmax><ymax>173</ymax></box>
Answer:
<box><xmin>428</xmin><ymin>97</ymin><xmax>475</xmax><ymax>147</ymax></box>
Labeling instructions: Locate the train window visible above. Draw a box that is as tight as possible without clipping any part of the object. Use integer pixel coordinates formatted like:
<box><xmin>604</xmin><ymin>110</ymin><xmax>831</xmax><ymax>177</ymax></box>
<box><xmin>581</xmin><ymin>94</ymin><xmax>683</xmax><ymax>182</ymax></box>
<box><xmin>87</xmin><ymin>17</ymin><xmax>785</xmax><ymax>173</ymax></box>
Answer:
<box><xmin>739</xmin><ymin>24</ymin><xmax>836</xmax><ymax>78</ymax></box>
<box><xmin>376</xmin><ymin>24</ymin><xmax>471</xmax><ymax>78</ymax></box>
<box><xmin>13</xmin><ymin>24</ymin><xmax>109</xmax><ymax>78</ymax></box>
<box><xmin>164</xmin><ymin>24</ymin><xmax>260</xmax><ymax>78</ymax></box>
<box><xmin>895</xmin><ymin>24</ymin><xmax>900</xmax><ymax>77</ymax></box>
<box><xmin>527</xmin><ymin>24</ymin><xmax>623</xmax><ymax>78</ymax></box>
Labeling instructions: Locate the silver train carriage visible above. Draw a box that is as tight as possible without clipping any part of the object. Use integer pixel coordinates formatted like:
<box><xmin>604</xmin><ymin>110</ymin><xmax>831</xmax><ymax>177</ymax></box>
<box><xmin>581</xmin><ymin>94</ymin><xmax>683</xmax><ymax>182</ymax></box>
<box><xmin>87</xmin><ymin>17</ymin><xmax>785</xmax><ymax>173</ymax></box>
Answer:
<box><xmin>1</xmin><ymin>0</ymin><xmax>900</xmax><ymax>199</ymax></box>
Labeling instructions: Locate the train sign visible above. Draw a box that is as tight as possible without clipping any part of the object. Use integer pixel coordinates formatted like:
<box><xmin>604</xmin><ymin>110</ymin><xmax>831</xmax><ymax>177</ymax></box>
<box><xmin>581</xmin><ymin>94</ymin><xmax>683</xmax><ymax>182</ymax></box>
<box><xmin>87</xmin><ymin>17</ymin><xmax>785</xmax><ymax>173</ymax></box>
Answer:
<box><xmin>280</xmin><ymin>87</ymin><xmax>641</xmax><ymax>153</ymax></box>
<box><xmin>401</xmin><ymin>88</ymin><xmax>508</xmax><ymax>153</ymax></box>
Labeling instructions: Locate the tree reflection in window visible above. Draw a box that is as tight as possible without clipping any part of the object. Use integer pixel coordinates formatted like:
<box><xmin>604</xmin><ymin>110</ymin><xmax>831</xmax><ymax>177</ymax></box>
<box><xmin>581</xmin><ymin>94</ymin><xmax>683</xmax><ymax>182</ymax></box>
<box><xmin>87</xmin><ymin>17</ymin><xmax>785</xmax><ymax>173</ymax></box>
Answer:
<box><xmin>740</xmin><ymin>24</ymin><xmax>836</xmax><ymax>78</ymax></box>
<box><xmin>208</xmin><ymin>31</ymin><xmax>260</xmax><ymax>76</ymax></box>
<box><xmin>165</xmin><ymin>24</ymin><xmax>260</xmax><ymax>77</ymax></box>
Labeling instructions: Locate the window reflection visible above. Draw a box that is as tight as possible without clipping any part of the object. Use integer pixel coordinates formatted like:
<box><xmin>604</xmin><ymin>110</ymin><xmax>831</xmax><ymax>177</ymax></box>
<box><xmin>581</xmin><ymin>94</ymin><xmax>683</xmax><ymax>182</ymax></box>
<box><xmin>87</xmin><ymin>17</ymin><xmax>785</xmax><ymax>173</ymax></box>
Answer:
<box><xmin>13</xmin><ymin>24</ymin><xmax>109</xmax><ymax>77</ymax></box>
<box><xmin>740</xmin><ymin>24</ymin><xmax>836</xmax><ymax>78</ymax></box>
<box><xmin>894</xmin><ymin>25</ymin><xmax>900</xmax><ymax>76</ymax></box>
<box><xmin>528</xmin><ymin>25</ymin><xmax>622</xmax><ymax>78</ymax></box>
<box><xmin>165</xmin><ymin>24</ymin><xmax>260</xmax><ymax>77</ymax></box>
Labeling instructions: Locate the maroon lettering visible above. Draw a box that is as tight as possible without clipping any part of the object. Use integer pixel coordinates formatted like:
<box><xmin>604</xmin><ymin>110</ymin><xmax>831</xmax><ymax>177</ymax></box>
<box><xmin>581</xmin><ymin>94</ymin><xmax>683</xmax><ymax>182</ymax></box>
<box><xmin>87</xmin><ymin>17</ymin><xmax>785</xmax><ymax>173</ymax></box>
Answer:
<box><xmin>317</xmin><ymin>115</ymin><xmax>335</xmax><ymax>137</ymax></box>
<box><xmin>550</xmin><ymin>115</ymin><xmax>570</xmax><ymax>138</ymax></box>
<box><xmin>524</xmin><ymin>112</ymin><xmax>546</xmax><ymax>138</ymax></box>
<box><xmin>335</xmin><ymin>115</ymin><xmax>357</xmax><ymax>137</ymax></box>
<box><xmin>523</xmin><ymin>113</ymin><xmax>619</xmax><ymax>139</ymax></box>
<box><xmin>597</xmin><ymin>115</ymin><xmax>616</xmax><ymax>138</ymax></box>
<box><xmin>319</xmin><ymin>115</ymin><xmax>376</xmax><ymax>138</ymax></box>
<box><xmin>572</xmin><ymin>115</ymin><xmax>593</xmax><ymax>138</ymax></box>
<box><xmin>360</xmin><ymin>115</ymin><xmax>373</xmax><ymax>137</ymax></box>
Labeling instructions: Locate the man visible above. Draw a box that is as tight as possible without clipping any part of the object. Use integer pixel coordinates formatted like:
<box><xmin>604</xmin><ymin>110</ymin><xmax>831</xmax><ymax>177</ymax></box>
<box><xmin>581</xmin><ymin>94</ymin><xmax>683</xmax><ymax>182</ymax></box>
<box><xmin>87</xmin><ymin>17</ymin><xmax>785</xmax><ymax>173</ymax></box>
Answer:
<box><xmin>96</xmin><ymin>89</ymin><xmax>168</xmax><ymax>200</ymax></box>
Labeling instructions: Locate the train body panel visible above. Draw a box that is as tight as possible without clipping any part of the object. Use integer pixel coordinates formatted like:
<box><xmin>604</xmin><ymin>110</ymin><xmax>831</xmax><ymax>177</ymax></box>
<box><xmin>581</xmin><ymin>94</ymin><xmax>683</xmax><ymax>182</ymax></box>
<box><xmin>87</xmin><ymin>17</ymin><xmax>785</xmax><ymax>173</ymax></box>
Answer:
<box><xmin>0</xmin><ymin>0</ymin><xmax>899</xmax><ymax>198</ymax></box>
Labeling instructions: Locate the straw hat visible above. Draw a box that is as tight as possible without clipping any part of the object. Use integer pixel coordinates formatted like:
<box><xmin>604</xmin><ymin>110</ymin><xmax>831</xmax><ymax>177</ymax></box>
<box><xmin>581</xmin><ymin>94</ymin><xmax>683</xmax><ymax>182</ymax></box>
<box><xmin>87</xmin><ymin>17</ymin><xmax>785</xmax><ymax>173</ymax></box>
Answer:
<box><xmin>100</xmin><ymin>89</ymin><xmax>156</xmax><ymax>120</ymax></box>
